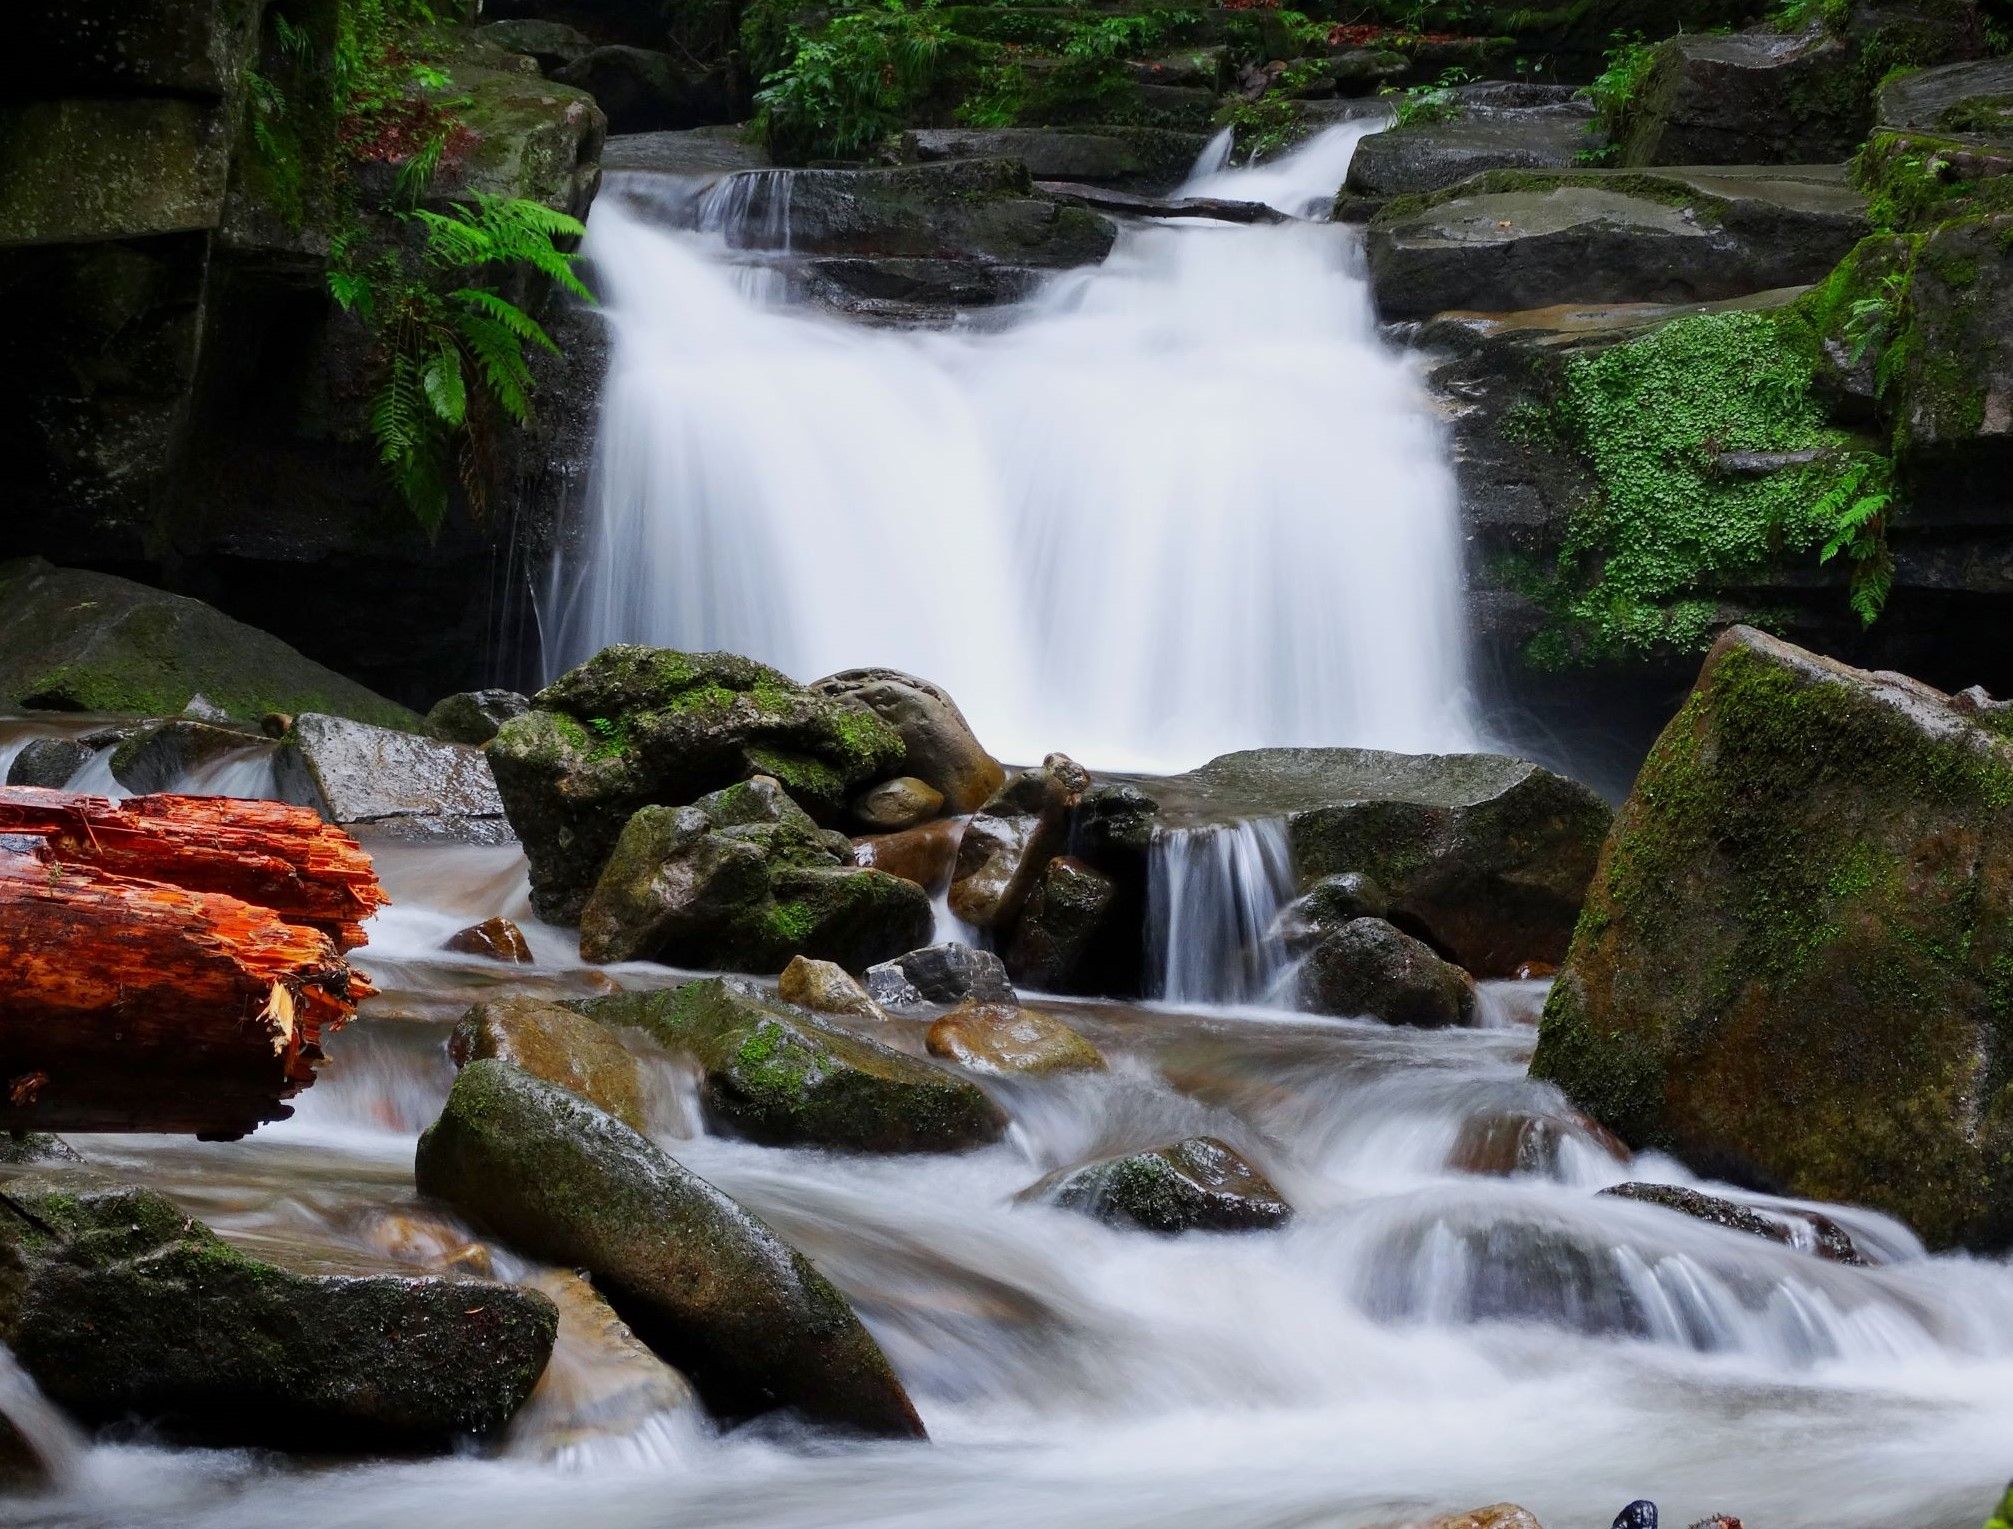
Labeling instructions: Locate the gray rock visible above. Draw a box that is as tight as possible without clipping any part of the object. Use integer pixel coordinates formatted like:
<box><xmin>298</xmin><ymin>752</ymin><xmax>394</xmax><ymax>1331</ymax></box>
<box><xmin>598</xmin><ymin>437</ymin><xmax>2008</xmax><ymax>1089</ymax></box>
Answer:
<box><xmin>1366</xmin><ymin>165</ymin><xmax>1868</xmax><ymax>320</ymax></box>
<box><xmin>0</xmin><ymin>1181</ymin><xmax>555</xmax><ymax>1449</ymax></box>
<box><xmin>904</xmin><ymin>126</ymin><xmax>1208</xmax><ymax>190</ymax></box>
<box><xmin>6</xmin><ymin>737</ymin><xmax>92</xmax><ymax>789</ymax></box>
<box><xmin>1346</xmin><ymin>95</ymin><xmax>1598</xmax><ymax>202</ymax></box>
<box><xmin>107</xmin><ymin>717</ymin><xmax>261</xmax><ymax>794</ymax></box>
<box><xmin>1600</xmin><ymin>1181</ymin><xmax>1867</xmax><ymax>1264</ymax></box>
<box><xmin>1298</xmin><ymin>916</ymin><xmax>1477</xmax><ymax>1027</ymax></box>
<box><xmin>1279</xmin><ymin>871</ymin><xmax>1390</xmax><ymax>935</ymax></box>
<box><xmin>416</xmin><ymin>1059</ymin><xmax>926</xmax><ymax>1437</ymax></box>
<box><xmin>1024</xmin><ymin>1137</ymin><xmax>1292</xmax><ymax>1233</ymax></box>
<box><xmin>1879</xmin><ymin>56</ymin><xmax>2013</xmax><ymax>132</ymax></box>
<box><xmin>812</xmin><ymin>670</ymin><xmax>1003</xmax><ymax>816</ymax></box>
<box><xmin>1003</xmin><ymin>856</ymin><xmax>1118</xmax><ymax>994</ymax></box>
<box><xmin>865</xmin><ymin>942</ymin><xmax>1016</xmax><ymax>1010</ymax></box>
<box><xmin>477</xmin><ymin>19</ymin><xmax>593</xmax><ymax>73</ymax></box>
<box><xmin>1622</xmin><ymin>27</ymin><xmax>1860</xmax><ymax>167</ymax></box>
<box><xmin>426</xmin><ymin>689</ymin><xmax>530</xmax><ymax>746</ymax></box>
<box><xmin>601</xmin><ymin>125</ymin><xmax>770</xmax><ymax>176</ymax></box>
<box><xmin>275</xmin><ymin>712</ymin><xmax>512</xmax><ymax>844</ymax></box>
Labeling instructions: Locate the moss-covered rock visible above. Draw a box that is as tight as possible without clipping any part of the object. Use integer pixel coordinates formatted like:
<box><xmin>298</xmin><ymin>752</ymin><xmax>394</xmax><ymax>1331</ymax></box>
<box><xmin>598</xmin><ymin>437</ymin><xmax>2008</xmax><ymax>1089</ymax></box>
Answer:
<box><xmin>925</xmin><ymin>999</ymin><xmax>1106</xmax><ymax>1075</ymax></box>
<box><xmin>1002</xmin><ymin>855</ymin><xmax>1118</xmax><ymax>994</ymax></box>
<box><xmin>1530</xmin><ymin>625</ymin><xmax>2013</xmax><ymax>1250</ymax></box>
<box><xmin>1621</xmin><ymin>27</ymin><xmax>1862</xmax><ymax>167</ymax></box>
<box><xmin>415</xmin><ymin>1058</ymin><xmax>925</xmax><ymax>1437</ymax></box>
<box><xmin>1022</xmin><ymin>1136</ymin><xmax>1292</xmax><ymax>1233</ymax></box>
<box><xmin>449</xmin><ymin>995</ymin><xmax>647</xmax><ymax>1129</ymax></box>
<box><xmin>1889</xmin><ymin>213</ymin><xmax>2013</xmax><ymax>461</ymax></box>
<box><xmin>426</xmin><ymin>688</ymin><xmax>529</xmax><ymax>745</ymax></box>
<box><xmin>1297</xmin><ymin>915</ymin><xmax>1478</xmax><ymax>1027</ymax></box>
<box><xmin>811</xmin><ymin>668</ymin><xmax>1004</xmax><ymax>815</ymax></box>
<box><xmin>578</xmin><ymin>776</ymin><xmax>932</xmax><ymax>971</ymax></box>
<box><xmin>489</xmin><ymin>645</ymin><xmax>906</xmax><ymax>922</ymax></box>
<box><xmin>0</xmin><ymin>560</ymin><xmax>421</xmax><ymax>728</ymax></box>
<box><xmin>0</xmin><ymin>1181</ymin><xmax>555</xmax><ymax>1448</ymax></box>
<box><xmin>579</xmin><ymin>977</ymin><xmax>1007</xmax><ymax>1153</ymax></box>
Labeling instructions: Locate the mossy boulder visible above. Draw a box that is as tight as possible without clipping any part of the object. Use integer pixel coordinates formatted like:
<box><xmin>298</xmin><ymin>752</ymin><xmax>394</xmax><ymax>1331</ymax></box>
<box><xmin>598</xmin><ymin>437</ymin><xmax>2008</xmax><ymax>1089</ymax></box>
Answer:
<box><xmin>1879</xmin><ymin>56</ymin><xmax>2013</xmax><ymax>134</ymax></box>
<box><xmin>449</xmin><ymin>995</ymin><xmax>647</xmax><ymax>1130</ymax></box>
<box><xmin>578</xmin><ymin>777</ymin><xmax>931</xmax><ymax>971</ymax></box>
<box><xmin>426</xmin><ymin>688</ymin><xmax>529</xmax><ymax>746</ymax></box>
<box><xmin>415</xmin><ymin>1059</ymin><xmax>925</xmax><ymax>1437</ymax></box>
<box><xmin>1023</xmin><ymin>1136</ymin><xmax>1292</xmax><ymax>1234</ymax></box>
<box><xmin>1344</xmin><ymin>86</ymin><xmax>1598</xmax><ymax>204</ymax></box>
<box><xmin>1620</xmin><ymin>27</ymin><xmax>1862</xmax><ymax>167</ymax></box>
<box><xmin>1889</xmin><ymin>213</ymin><xmax>2013</xmax><ymax>461</ymax></box>
<box><xmin>1002</xmin><ymin>855</ymin><xmax>1118</xmax><ymax>994</ymax></box>
<box><xmin>1530</xmin><ymin>625</ymin><xmax>2013</xmax><ymax>1250</ymax></box>
<box><xmin>0</xmin><ymin>561</ymin><xmax>420</xmax><ymax>728</ymax></box>
<box><xmin>0</xmin><ymin>1181</ymin><xmax>555</xmax><ymax>1448</ymax></box>
<box><xmin>1296</xmin><ymin>915</ymin><xmax>1478</xmax><ymax>1027</ymax></box>
<box><xmin>1138</xmin><ymin>748</ymin><xmax>1612</xmax><ymax>977</ymax></box>
<box><xmin>412</xmin><ymin>48</ymin><xmax>606</xmax><ymax>217</ymax></box>
<box><xmin>488</xmin><ymin>645</ymin><xmax>906</xmax><ymax>922</ymax></box>
<box><xmin>1365</xmin><ymin>165</ymin><xmax>1868</xmax><ymax>320</ymax></box>
<box><xmin>811</xmin><ymin>668</ymin><xmax>1004</xmax><ymax>814</ymax></box>
<box><xmin>579</xmin><ymin>977</ymin><xmax>1007</xmax><ymax>1153</ymax></box>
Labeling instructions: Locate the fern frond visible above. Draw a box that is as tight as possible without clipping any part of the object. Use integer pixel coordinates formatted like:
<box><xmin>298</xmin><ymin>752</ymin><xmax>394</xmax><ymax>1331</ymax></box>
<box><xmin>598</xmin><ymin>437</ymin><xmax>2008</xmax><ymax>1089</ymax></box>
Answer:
<box><xmin>452</xmin><ymin>287</ymin><xmax>558</xmax><ymax>350</ymax></box>
<box><xmin>456</xmin><ymin>313</ymin><xmax>535</xmax><ymax>421</ymax></box>
<box><xmin>422</xmin><ymin>342</ymin><xmax>467</xmax><ymax>425</ymax></box>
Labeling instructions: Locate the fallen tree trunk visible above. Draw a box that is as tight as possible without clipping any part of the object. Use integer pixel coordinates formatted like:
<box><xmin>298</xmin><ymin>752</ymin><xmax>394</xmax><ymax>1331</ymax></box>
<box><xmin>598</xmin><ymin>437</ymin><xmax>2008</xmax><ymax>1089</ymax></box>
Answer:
<box><xmin>0</xmin><ymin>786</ymin><xmax>386</xmax><ymax>949</ymax></box>
<box><xmin>0</xmin><ymin>791</ymin><xmax>385</xmax><ymax>1138</ymax></box>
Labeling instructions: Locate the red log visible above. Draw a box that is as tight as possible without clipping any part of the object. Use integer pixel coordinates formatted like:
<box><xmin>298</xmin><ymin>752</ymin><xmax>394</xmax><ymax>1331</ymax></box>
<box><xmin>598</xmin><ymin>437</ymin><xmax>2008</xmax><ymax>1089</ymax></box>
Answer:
<box><xmin>0</xmin><ymin>790</ymin><xmax>387</xmax><ymax>1138</ymax></box>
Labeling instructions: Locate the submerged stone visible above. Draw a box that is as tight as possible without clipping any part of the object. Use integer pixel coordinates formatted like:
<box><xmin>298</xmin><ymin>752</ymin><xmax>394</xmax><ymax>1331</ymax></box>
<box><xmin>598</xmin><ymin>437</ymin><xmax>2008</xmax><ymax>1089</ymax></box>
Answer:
<box><xmin>415</xmin><ymin>1059</ymin><xmax>926</xmax><ymax>1437</ymax></box>
<box><xmin>1600</xmin><ymin>1181</ymin><xmax>1866</xmax><ymax>1264</ymax></box>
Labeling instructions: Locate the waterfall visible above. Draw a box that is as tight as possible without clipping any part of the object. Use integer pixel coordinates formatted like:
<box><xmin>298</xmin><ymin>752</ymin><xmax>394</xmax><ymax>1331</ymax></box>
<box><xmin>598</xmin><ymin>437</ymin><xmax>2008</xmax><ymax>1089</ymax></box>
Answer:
<box><xmin>547</xmin><ymin>121</ymin><xmax>1477</xmax><ymax>773</ymax></box>
<box><xmin>1145</xmin><ymin>817</ymin><xmax>1297</xmax><ymax>1007</ymax></box>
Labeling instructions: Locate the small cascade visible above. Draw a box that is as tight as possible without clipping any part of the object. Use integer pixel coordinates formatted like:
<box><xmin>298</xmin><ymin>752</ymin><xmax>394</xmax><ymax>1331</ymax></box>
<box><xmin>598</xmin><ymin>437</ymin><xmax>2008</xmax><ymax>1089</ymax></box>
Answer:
<box><xmin>0</xmin><ymin>1344</ymin><xmax>85</xmax><ymax>1489</ymax></box>
<box><xmin>694</xmin><ymin>167</ymin><xmax>796</xmax><ymax>250</ymax></box>
<box><xmin>1145</xmin><ymin>818</ymin><xmax>1297</xmax><ymax>1006</ymax></box>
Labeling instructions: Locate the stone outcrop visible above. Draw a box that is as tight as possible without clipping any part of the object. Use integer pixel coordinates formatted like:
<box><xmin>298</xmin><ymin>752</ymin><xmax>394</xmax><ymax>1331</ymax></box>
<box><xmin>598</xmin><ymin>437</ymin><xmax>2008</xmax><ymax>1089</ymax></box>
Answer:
<box><xmin>275</xmin><ymin>713</ymin><xmax>512</xmax><ymax>844</ymax></box>
<box><xmin>1620</xmin><ymin>28</ymin><xmax>1862</xmax><ymax>166</ymax></box>
<box><xmin>416</xmin><ymin>1058</ymin><xmax>926</xmax><ymax>1437</ymax></box>
<box><xmin>1342</xmin><ymin>85</ymin><xmax>1599</xmax><ymax>209</ymax></box>
<box><xmin>1366</xmin><ymin>165</ymin><xmax>1868</xmax><ymax>320</ymax></box>
<box><xmin>488</xmin><ymin>646</ymin><xmax>906</xmax><ymax>922</ymax></box>
<box><xmin>580</xmin><ymin>978</ymin><xmax>1007</xmax><ymax>1153</ymax></box>
<box><xmin>0</xmin><ymin>1181</ymin><xmax>555</xmax><ymax>1448</ymax></box>
<box><xmin>1531</xmin><ymin>626</ymin><xmax>2013</xmax><ymax>1249</ymax></box>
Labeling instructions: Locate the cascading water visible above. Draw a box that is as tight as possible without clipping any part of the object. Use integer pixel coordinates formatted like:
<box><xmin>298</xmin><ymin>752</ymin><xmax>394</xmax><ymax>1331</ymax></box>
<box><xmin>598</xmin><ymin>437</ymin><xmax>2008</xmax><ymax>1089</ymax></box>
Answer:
<box><xmin>1145</xmin><ymin>817</ymin><xmax>1296</xmax><ymax>1006</ymax></box>
<box><xmin>547</xmin><ymin>121</ymin><xmax>1477</xmax><ymax>771</ymax></box>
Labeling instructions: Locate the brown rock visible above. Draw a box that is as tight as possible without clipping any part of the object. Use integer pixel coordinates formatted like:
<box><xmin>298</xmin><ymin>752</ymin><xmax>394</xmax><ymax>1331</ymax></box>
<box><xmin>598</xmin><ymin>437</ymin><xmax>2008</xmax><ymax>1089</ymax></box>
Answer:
<box><xmin>449</xmin><ymin>996</ymin><xmax>648</xmax><ymax>1131</ymax></box>
<box><xmin>778</xmin><ymin>955</ymin><xmax>887</xmax><ymax>1020</ymax></box>
<box><xmin>1004</xmin><ymin>855</ymin><xmax>1116</xmax><ymax>993</ymax></box>
<box><xmin>852</xmin><ymin>776</ymin><xmax>945</xmax><ymax>831</ymax></box>
<box><xmin>926</xmin><ymin>999</ymin><xmax>1105</xmax><ymax>1076</ymax></box>
<box><xmin>445</xmin><ymin>915</ymin><xmax>534</xmax><ymax>963</ymax></box>
<box><xmin>508</xmin><ymin>1270</ymin><xmax>699</xmax><ymax>1460</ymax></box>
<box><xmin>811</xmin><ymin>668</ymin><xmax>1005</xmax><ymax>813</ymax></box>
<box><xmin>948</xmin><ymin>753</ymin><xmax>1088</xmax><ymax>928</ymax></box>
<box><xmin>853</xmin><ymin>817</ymin><xmax>962</xmax><ymax>892</ymax></box>
<box><xmin>1448</xmin><ymin>1109</ymin><xmax>1627</xmax><ymax>1177</ymax></box>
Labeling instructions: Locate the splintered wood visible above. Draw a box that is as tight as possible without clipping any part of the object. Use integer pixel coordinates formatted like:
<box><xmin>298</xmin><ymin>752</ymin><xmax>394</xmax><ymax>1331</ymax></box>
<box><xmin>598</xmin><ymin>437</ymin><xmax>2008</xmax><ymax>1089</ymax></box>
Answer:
<box><xmin>0</xmin><ymin>786</ymin><xmax>386</xmax><ymax>1139</ymax></box>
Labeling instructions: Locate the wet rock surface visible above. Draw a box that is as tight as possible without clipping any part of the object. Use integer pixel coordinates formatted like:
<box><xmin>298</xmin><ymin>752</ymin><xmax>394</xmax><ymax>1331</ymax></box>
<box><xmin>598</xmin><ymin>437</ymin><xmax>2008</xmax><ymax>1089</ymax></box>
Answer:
<box><xmin>812</xmin><ymin>668</ymin><xmax>1005</xmax><ymax>815</ymax></box>
<box><xmin>581</xmin><ymin>978</ymin><xmax>1006</xmax><ymax>1153</ymax></box>
<box><xmin>1003</xmin><ymin>855</ymin><xmax>1119</xmax><ymax>994</ymax></box>
<box><xmin>1297</xmin><ymin>916</ymin><xmax>1478</xmax><ymax>1027</ymax></box>
<box><xmin>0</xmin><ymin>1182</ymin><xmax>556</xmax><ymax>1448</ymax></box>
<box><xmin>1533</xmin><ymin>626</ymin><xmax>2013</xmax><ymax>1250</ymax></box>
<box><xmin>949</xmin><ymin>754</ymin><xmax>1090</xmax><ymax>929</ymax></box>
<box><xmin>449</xmin><ymin>995</ymin><xmax>647</xmax><ymax>1130</ymax></box>
<box><xmin>426</xmin><ymin>690</ymin><xmax>530</xmax><ymax>746</ymax></box>
<box><xmin>444</xmin><ymin>915</ymin><xmax>534</xmax><ymax>963</ymax></box>
<box><xmin>415</xmin><ymin>1059</ymin><xmax>925</xmax><ymax>1437</ymax></box>
<box><xmin>864</xmin><ymin>942</ymin><xmax>1017</xmax><ymax>1010</ymax></box>
<box><xmin>1620</xmin><ymin>28</ymin><xmax>1861</xmax><ymax>166</ymax></box>
<box><xmin>275</xmin><ymin>713</ymin><xmax>512</xmax><ymax>845</ymax></box>
<box><xmin>925</xmin><ymin>999</ymin><xmax>1106</xmax><ymax>1076</ymax></box>
<box><xmin>1025</xmin><ymin>1136</ymin><xmax>1292</xmax><ymax>1234</ymax></box>
<box><xmin>1344</xmin><ymin>86</ymin><xmax>1598</xmax><ymax>206</ymax></box>
<box><xmin>1600</xmin><ymin>1182</ymin><xmax>1867</xmax><ymax>1264</ymax></box>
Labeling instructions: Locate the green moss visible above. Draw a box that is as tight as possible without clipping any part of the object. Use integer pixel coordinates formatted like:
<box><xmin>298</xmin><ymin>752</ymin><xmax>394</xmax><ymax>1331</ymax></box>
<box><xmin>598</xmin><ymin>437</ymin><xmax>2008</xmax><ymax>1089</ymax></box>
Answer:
<box><xmin>765</xmin><ymin>898</ymin><xmax>818</xmax><ymax>943</ymax></box>
<box><xmin>1524</xmin><ymin>307</ymin><xmax>1896</xmax><ymax>663</ymax></box>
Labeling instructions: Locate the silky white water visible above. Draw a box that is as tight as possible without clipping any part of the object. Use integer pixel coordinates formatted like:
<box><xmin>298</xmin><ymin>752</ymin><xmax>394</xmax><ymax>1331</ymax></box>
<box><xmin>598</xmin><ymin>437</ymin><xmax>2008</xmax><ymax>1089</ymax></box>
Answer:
<box><xmin>548</xmin><ymin>122</ymin><xmax>1476</xmax><ymax>772</ymax></box>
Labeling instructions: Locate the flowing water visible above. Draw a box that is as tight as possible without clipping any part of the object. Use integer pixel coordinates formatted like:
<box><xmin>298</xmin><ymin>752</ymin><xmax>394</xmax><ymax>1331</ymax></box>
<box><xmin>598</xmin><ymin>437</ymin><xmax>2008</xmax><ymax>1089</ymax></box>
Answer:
<box><xmin>546</xmin><ymin>122</ymin><xmax>1476</xmax><ymax>771</ymax></box>
<box><xmin>4</xmin><ymin>129</ymin><xmax>2012</xmax><ymax>1529</ymax></box>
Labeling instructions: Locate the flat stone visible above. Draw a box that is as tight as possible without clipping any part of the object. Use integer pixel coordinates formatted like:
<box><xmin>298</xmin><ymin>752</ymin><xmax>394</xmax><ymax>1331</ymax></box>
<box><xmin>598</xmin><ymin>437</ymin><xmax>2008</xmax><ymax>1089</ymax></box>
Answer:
<box><xmin>275</xmin><ymin>712</ymin><xmax>512</xmax><ymax>844</ymax></box>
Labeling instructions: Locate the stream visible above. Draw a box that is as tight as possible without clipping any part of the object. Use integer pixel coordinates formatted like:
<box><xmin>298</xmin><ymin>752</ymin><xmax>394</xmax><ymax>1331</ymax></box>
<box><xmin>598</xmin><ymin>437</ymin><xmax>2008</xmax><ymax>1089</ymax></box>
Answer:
<box><xmin>3</xmin><ymin>127</ymin><xmax>2011</xmax><ymax>1529</ymax></box>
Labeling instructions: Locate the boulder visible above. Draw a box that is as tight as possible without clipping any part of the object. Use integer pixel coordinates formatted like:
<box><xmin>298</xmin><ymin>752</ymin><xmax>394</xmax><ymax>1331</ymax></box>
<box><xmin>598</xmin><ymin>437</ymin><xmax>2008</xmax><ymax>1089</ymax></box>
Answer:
<box><xmin>1365</xmin><ymin>166</ymin><xmax>1869</xmax><ymax>321</ymax></box>
<box><xmin>1530</xmin><ymin>626</ymin><xmax>2013</xmax><ymax>1249</ymax></box>
<box><xmin>1878</xmin><ymin>56</ymin><xmax>2013</xmax><ymax>133</ymax></box>
<box><xmin>926</xmin><ymin>999</ymin><xmax>1105</xmax><ymax>1075</ymax></box>
<box><xmin>577</xmin><ymin>777</ymin><xmax>932</xmax><ymax>971</ymax></box>
<box><xmin>0</xmin><ymin>561</ymin><xmax>420</xmax><ymax>729</ymax></box>
<box><xmin>106</xmin><ymin>717</ymin><xmax>259</xmax><ymax>793</ymax></box>
<box><xmin>0</xmin><ymin>1182</ymin><xmax>554</xmax><ymax>1448</ymax></box>
<box><xmin>903</xmin><ymin>126</ymin><xmax>1209</xmax><ymax>191</ymax></box>
<box><xmin>1889</xmin><ymin>214</ymin><xmax>2013</xmax><ymax>461</ymax></box>
<box><xmin>477</xmin><ymin>19</ymin><xmax>594</xmax><ymax>73</ymax></box>
<box><xmin>1003</xmin><ymin>856</ymin><xmax>1117</xmax><ymax>994</ymax></box>
<box><xmin>488</xmin><ymin>645</ymin><xmax>905</xmax><ymax>922</ymax></box>
<box><xmin>852</xmin><ymin>818</ymin><xmax>962</xmax><ymax>891</ymax></box>
<box><xmin>706</xmin><ymin>160</ymin><xmax>1116</xmax><ymax>269</ymax></box>
<box><xmin>275</xmin><ymin>712</ymin><xmax>512</xmax><ymax>844</ymax></box>
<box><xmin>864</xmin><ymin>942</ymin><xmax>1017</xmax><ymax>1011</ymax></box>
<box><xmin>553</xmin><ymin>45</ymin><xmax>732</xmax><ymax>135</ymax></box>
<box><xmin>1277</xmin><ymin>871</ymin><xmax>1390</xmax><ymax>933</ymax></box>
<box><xmin>415</xmin><ymin>1059</ymin><xmax>925</xmax><ymax>1437</ymax></box>
<box><xmin>1345</xmin><ymin>87</ymin><xmax>1598</xmax><ymax>204</ymax></box>
<box><xmin>1297</xmin><ymin>916</ymin><xmax>1478</xmax><ymax>1027</ymax></box>
<box><xmin>1620</xmin><ymin>27</ymin><xmax>1861</xmax><ymax>167</ymax></box>
<box><xmin>444</xmin><ymin>915</ymin><xmax>534</xmax><ymax>963</ymax></box>
<box><xmin>1023</xmin><ymin>1136</ymin><xmax>1292</xmax><ymax>1233</ymax></box>
<box><xmin>450</xmin><ymin>995</ymin><xmax>647</xmax><ymax>1130</ymax></box>
<box><xmin>581</xmin><ymin>978</ymin><xmax>1006</xmax><ymax>1152</ymax></box>
<box><xmin>778</xmin><ymin>955</ymin><xmax>887</xmax><ymax>1020</ymax></box>
<box><xmin>1599</xmin><ymin>1181</ymin><xmax>1866</xmax><ymax>1263</ymax></box>
<box><xmin>413</xmin><ymin>50</ymin><xmax>606</xmax><ymax>218</ymax></box>
<box><xmin>1132</xmin><ymin>748</ymin><xmax>1611</xmax><ymax>977</ymax></box>
<box><xmin>1447</xmin><ymin>1108</ymin><xmax>1627</xmax><ymax>1177</ymax></box>
<box><xmin>948</xmin><ymin>753</ymin><xmax>1090</xmax><ymax>928</ymax></box>
<box><xmin>811</xmin><ymin>668</ymin><xmax>1005</xmax><ymax>814</ymax></box>
<box><xmin>426</xmin><ymin>689</ymin><xmax>530</xmax><ymax>746</ymax></box>
<box><xmin>600</xmin><ymin>125</ymin><xmax>770</xmax><ymax>176</ymax></box>
<box><xmin>851</xmin><ymin>776</ymin><xmax>945</xmax><ymax>831</ymax></box>
<box><xmin>5</xmin><ymin>737</ymin><xmax>93</xmax><ymax>789</ymax></box>
<box><xmin>0</xmin><ymin>96</ymin><xmax>237</xmax><ymax>246</ymax></box>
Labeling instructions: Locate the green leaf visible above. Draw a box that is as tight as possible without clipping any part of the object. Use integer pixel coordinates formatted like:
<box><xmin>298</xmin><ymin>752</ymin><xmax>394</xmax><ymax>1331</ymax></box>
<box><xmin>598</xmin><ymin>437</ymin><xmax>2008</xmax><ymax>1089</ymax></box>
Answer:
<box><xmin>422</xmin><ymin>344</ymin><xmax>467</xmax><ymax>425</ymax></box>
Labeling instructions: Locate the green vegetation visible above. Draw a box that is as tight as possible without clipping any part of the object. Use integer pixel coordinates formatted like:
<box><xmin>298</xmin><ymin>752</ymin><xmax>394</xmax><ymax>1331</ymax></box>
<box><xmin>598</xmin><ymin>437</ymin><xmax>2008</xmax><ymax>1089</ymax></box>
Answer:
<box><xmin>1383</xmin><ymin>65</ymin><xmax>1476</xmax><ymax>126</ymax></box>
<box><xmin>1527</xmin><ymin>308</ymin><xmax>1895</xmax><ymax>664</ymax></box>
<box><xmin>1579</xmin><ymin>32</ymin><xmax>1657</xmax><ymax>159</ymax></box>
<box><xmin>242</xmin><ymin>0</ymin><xmax>591</xmax><ymax>532</ymax></box>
